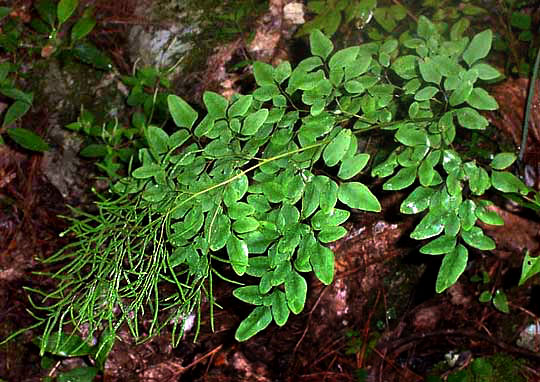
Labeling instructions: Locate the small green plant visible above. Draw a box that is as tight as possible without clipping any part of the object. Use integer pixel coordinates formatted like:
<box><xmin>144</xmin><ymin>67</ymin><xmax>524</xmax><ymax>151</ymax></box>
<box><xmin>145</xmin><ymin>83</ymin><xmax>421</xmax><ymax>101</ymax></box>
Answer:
<box><xmin>0</xmin><ymin>0</ymin><xmax>111</xmax><ymax>152</ymax></box>
<box><xmin>10</xmin><ymin>7</ymin><xmax>536</xmax><ymax>363</ymax></box>
<box><xmin>38</xmin><ymin>331</ymin><xmax>114</xmax><ymax>382</ymax></box>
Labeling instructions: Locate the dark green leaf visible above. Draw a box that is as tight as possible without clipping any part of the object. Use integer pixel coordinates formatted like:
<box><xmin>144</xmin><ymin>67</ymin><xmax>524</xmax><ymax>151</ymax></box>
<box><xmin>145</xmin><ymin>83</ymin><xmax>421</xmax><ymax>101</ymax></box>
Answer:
<box><xmin>57</xmin><ymin>367</ymin><xmax>98</xmax><ymax>382</ymax></box>
<box><xmin>227</xmin><ymin>236</ymin><xmax>249</xmax><ymax>275</ymax></box>
<box><xmin>233</xmin><ymin>217</ymin><xmax>260</xmax><ymax>233</ymax></box>
<box><xmin>210</xmin><ymin>214</ymin><xmax>231</xmax><ymax>251</ymax></box>
<box><xmin>203</xmin><ymin>91</ymin><xmax>228</xmax><ymax>119</ymax></box>
<box><xmin>3</xmin><ymin>100</ymin><xmax>31</xmax><ymax>127</ymax></box>
<box><xmin>253</xmin><ymin>61</ymin><xmax>274</xmax><ymax>86</ymax></box>
<box><xmin>459</xmin><ymin>200</ymin><xmax>477</xmax><ymax>231</ymax></box>
<box><xmin>338</xmin><ymin>153</ymin><xmax>370</xmax><ymax>180</ymax></box>
<box><xmin>491</xmin><ymin>170</ymin><xmax>528</xmax><ymax>194</ymax></box>
<box><xmin>318</xmin><ymin>226</ymin><xmax>347</xmax><ymax>243</ymax></box>
<box><xmin>229</xmin><ymin>95</ymin><xmax>253</xmax><ymax>118</ymax></box>
<box><xmin>323</xmin><ymin>129</ymin><xmax>352</xmax><ymax>166</ymax></box>
<box><xmin>72</xmin><ymin>42</ymin><xmax>112</xmax><ymax>69</ymax></box>
<box><xmin>329</xmin><ymin>46</ymin><xmax>359</xmax><ymax>70</ymax></box>
<box><xmin>455</xmin><ymin>107</ymin><xmax>488</xmax><ymax>130</ymax></box>
<box><xmin>410</xmin><ymin>210</ymin><xmax>445</xmax><ymax>240</ymax></box>
<box><xmin>519</xmin><ymin>251</ymin><xmax>540</xmax><ymax>286</ymax></box>
<box><xmin>391</xmin><ymin>55</ymin><xmax>417</xmax><ymax>79</ymax></box>
<box><xmin>71</xmin><ymin>16</ymin><xmax>96</xmax><ymax>41</ymax></box>
<box><xmin>147</xmin><ymin>126</ymin><xmax>169</xmax><ymax>154</ymax></box>
<box><xmin>41</xmin><ymin>332</ymin><xmax>92</xmax><ymax>356</ymax></box>
<box><xmin>435</xmin><ymin>244</ymin><xmax>468</xmax><ymax>293</ymax></box>
<box><xmin>271</xmin><ymin>290</ymin><xmax>289</xmax><ymax>326</ymax></box>
<box><xmin>235</xmin><ymin>306</ymin><xmax>272</xmax><ymax>341</ymax></box>
<box><xmin>242</xmin><ymin>109</ymin><xmax>269</xmax><ymax>135</ymax></box>
<box><xmin>310</xmin><ymin>243</ymin><xmax>334</xmax><ymax>285</ymax></box>
<box><xmin>493</xmin><ymin>289</ymin><xmax>509</xmax><ymax>313</ymax></box>
<box><xmin>57</xmin><ymin>0</ymin><xmax>78</xmax><ymax>24</ymax></box>
<box><xmin>338</xmin><ymin>182</ymin><xmax>381</xmax><ymax>212</ymax></box>
<box><xmin>6</xmin><ymin>127</ymin><xmax>49</xmax><ymax>152</ymax></box>
<box><xmin>168</xmin><ymin>95</ymin><xmax>198</xmax><ymax>129</ymax></box>
<box><xmin>490</xmin><ymin>153</ymin><xmax>516</xmax><ymax>170</ymax></box>
<box><xmin>319</xmin><ymin>177</ymin><xmax>338</xmax><ymax>213</ymax></box>
<box><xmin>420</xmin><ymin>235</ymin><xmax>457</xmax><ymax>255</ymax></box>
<box><xmin>400</xmin><ymin>186</ymin><xmax>434</xmax><ymax>214</ymax></box>
<box><xmin>383</xmin><ymin>167</ymin><xmax>417</xmax><ymax>190</ymax></box>
<box><xmin>395</xmin><ymin>125</ymin><xmax>428</xmax><ymax>146</ymax></box>
<box><xmin>461</xmin><ymin>226</ymin><xmax>495</xmax><ymax>250</ymax></box>
<box><xmin>233</xmin><ymin>285</ymin><xmax>264</xmax><ymax>305</ymax></box>
<box><xmin>285</xmin><ymin>271</ymin><xmax>307</xmax><ymax>314</ymax></box>
<box><xmin>449</xmin><ymin>80</ymin><xmax>473</xmax><ymax>106</ymax></box>
<box><xmin>79</xmin><ymin>143</ymin><xmax>107</xmax><ymax>157</ymax></box>
<box><xmin>414</xmin><ymin>86</ymin><xmax>438</xmax><ymax>101</ymax></box>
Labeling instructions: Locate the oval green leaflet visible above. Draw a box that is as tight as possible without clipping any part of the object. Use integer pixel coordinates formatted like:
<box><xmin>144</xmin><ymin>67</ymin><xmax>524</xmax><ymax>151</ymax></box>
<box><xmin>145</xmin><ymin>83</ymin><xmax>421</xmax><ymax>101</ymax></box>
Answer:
<box><xmin>338</xmin><ymin>182</ymin><xmax>381</xmax><ymax>212</ymax></box>
<box><xmin>235</xmin><ymin>306</ymin><xmax>273</xmax><ymax>341</ymax></box>
<box><xmin>435</xmin><ymin>244</ymin><xmax>468</xmax><ymax>293</ymax></box>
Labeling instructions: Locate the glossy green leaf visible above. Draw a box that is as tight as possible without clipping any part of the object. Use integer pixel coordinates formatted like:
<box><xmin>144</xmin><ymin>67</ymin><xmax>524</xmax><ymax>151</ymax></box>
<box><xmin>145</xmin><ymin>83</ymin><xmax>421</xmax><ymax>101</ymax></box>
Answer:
<box><xmin>459</xmin><ymin>200</ymin><xmax>477</xmax><ymax>231</ymax></box>
<box><xmin>410</xmin><ymin>210</ymin><xmax>445</xmax><ymax>240</ymax></box>
<box><xmin>310</xmin><ymin>29</ymin><xmax>334</xmax><ymax>59</ymax></box>
<box><xmin>420</xmin><ymin>235</ymin><xmax>457</xmax><ymax>255</ymax></box>
<box><xmin>285</xmin><ymin>271</ymin><xmax>307</xmax><ymax>314</ymax></box>
<box><xmin>41</xmin><ymin>332</ymin><xmax>93</xmax><ymax>356</ymax></box>
<box><xmin>6</xmin><ymin>127</ymin><xmax>49</xmax><ymax>152</ymax></box>
<box><xmin>338</xmin><ymin>153</ymin><xmax>370</xmax><ymax>180</ymax></box>
<box><xmin>233</xmin><ymin>285</ymin><xmax>264</xmax><ymax>305</ymax></box>
<box><xmin>490</xmin><ymin>153</ymin><xmax>516</xmax><ymax>170</ymax></box>
<box><xmin>233</xmin><ymin>217</ymin><xmax>260</xmax><ymax>233</ymax></box>
<box><xmin>475</xmin><ymin>202</ymin><xmax>504</xmax><ymax>226</ymax></box>
<box><xmin>323</xmin><ymin>129</ymin><xmax>352</xmax><ymax>166</ymax></box>
<box><xmin>57</xmin><ymin>0</ymin><xmax>78</xmax><ymax>24</ymax></box>
<box><xmin>415</xmin><ymin>86</ymin><xmax>438</xmax><ymax>101</ymax></box>
<box><xmin>271</xmin><ymin>290</ymin><xmax>289</xmax><ymax>326</ymax></box>
<box><xmin>228</xmin><ymin>95</ymin><xmax>253</xmax><ymax>118</ymax></box>
<box><xmin>71</xmin><ymin>16</ymin><xmax>96</xmax><ymax>41</ymax></box>
<box><xmin>493</xmin><ymin>289</ymin><xmax>509</xmax><ymax>313</ymax></box>
<box><xmin>227</xmin><ymin>236</ymin><xmax>249</xmax><ymax>275</ymax></box>
<box><xmin>463</xmin><ymin>30</ymin><xmax>492</xmax><ymax>67</ymax></box>
<box><xmin>395</xmin><ymin>125</ymin><xmax>428</xmax><ymax>147</ymax></box>
<box><xmin>246</xmin><ymin>256</ymin><xmax>270</xmax><ymax>277</ymax></box>
<box><xmin>319</xmin><ymin>178</ymin><xmax>338</xmax><ymax>213</ymax></box>
<box><xmin>455</xmin><ymin>107</ymin><xmax>488</xmax><ymax>130</ymax></box>
<box><xmin>329</xmin><ymin>46</ymin><xmax>359</xmax><ymax>70</ymax></box>
<box><xmin>242</xmin><ymin>109</ymin><xmax>269</xmax><ymax>135</ymax></box>
<box><xmin>491</xmin><ymin>171</ymin><xmax>528</xmax><ymax>194</ymax></box>
<box><xmin>338</xmin><ymin>182</ymin><xmax>381</xmax><ymax>212</ymax></box>
<box><xmin>209</xmin><ymin>214</ymin><xmax>231</xmax><ymax>251</ymax></box>
<box><xmin>253</xmin><ymin>61</ymin><xmax>274</xmax><ymax>86</ymax></box>
<box><xmin>461</xmin><ymin>226</ymin><xmax>495</xmax><ymax>250</ymax></box>
<box><xmin>3</xmin><ymin>100</ymin><xmax>31</xmax><ymax>127</ymax></box>
<box><xmin>383</xmin><ymin>166</ymin><xmax>417</xmax><ymax>190</ymax></box>
<box><xmin>302</xmin><ymin>181</ymin><xmax>320</xmax><ymax>218</ymax></box>
<box><xmin>435</xmin><ymin>244</ymin><xmax>468</xmax><ymax>293</ymax></box>
<box><xmin>400</xmin><ymin>186</ymin><xmax>434</xmax><ymax>214</ymax></box>
<box><xmin>519</xmin><ymin>251</ymin><xmax>540</xmax><ymax>286</ymax></box>
<box><xmin>466</xmin><ymin>88</ymin><xmax>498</xmax><ymax>110</ymax></box>
<box><xmin>94</xmin><ymin>328</ymin><xmax>115</xmax><ymax>370</ymax></box>
<box><xmin>203</xmin><ymin>91</ymin><xmax>228</xmax><ymax>119</ymax></box>
<box><xmin>310</xmin><ymin>243</ymin><xmax>334</xmax><ymax>285</ymax></box>
<box><xmin>168</xmin><ymin>95</ymin><xmax>198</xmax><ymax>129</ymax></box>
<box><xmin>318</xmin><ymin>226</ymin><xmax>347</xmax><ymax>243</ymax></box>
<box><xmin>235</xmin><ymin>306</ymin><xmax>272</xmax><ymax>341</ymax></box>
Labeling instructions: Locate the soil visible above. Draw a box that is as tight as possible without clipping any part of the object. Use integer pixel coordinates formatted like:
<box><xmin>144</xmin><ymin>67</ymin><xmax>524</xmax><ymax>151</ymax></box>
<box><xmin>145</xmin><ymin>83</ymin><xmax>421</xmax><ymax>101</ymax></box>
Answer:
<box><xmin>2</xmin><ymin>1</ymin><xmax>540</xmax><ymax>381</ymax></box>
